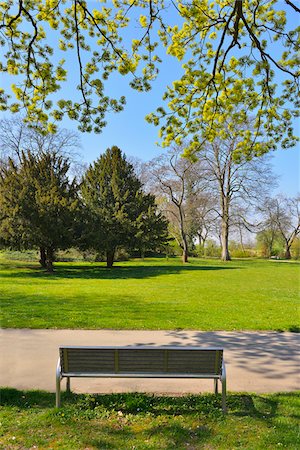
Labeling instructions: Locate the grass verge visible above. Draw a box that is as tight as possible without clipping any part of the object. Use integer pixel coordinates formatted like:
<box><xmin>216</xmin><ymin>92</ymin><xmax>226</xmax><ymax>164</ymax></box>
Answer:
<box><xmin>0</xmin><ymin>388</ymin><xmax>299</xmax><ymax>449</ymax></box>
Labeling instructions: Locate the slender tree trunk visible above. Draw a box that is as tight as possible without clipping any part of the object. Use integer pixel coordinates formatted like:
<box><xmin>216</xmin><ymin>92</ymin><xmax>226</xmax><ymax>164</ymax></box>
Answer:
<box><xmin>198</xmin><ymin>233</ymin><xmax>202</xmax><ymax>247</ymax></box>
<box><xmin>179</xmin><ymin>206</ymin><xmax>188</xmax><ymax>263</ymax></box>
<box><xmin>239</xmin><ymin>226</ymin><xmax>245</xmax><ymax>254</ymax></box>
<box><xmin>268</xmin><ymin>240</ymin><xmax>273</xmax><ymax>258</ymax></box>
<box><xmin>267</xmin><ymin>229</ymin><xmax>276</xmax><ymax>258</ymax></box>
<box><xmin>106</xmin><ymin>248</ymin><xmax>115</xmax><ymax>268</ymax></box>
<box><xmin>45</xmin><ymin>247</ymin><xmax>54</xmax><ymax>272</ymax></box>
<box><xmin>39</xmin><ymin>247</ymin><xmax>46</xmax><ymax>268</ymax></box>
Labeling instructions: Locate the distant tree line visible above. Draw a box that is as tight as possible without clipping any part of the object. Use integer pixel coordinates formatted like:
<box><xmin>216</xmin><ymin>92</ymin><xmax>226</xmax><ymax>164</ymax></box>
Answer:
<box><xmin>141</xmin><ymin>135</ymin><xmax>299</xmax><ymax>261</ymax></box>
<box><xmin>0</xmin><ymin>118</ymin><xmax>299</xmax><ymax>269</ymax></box>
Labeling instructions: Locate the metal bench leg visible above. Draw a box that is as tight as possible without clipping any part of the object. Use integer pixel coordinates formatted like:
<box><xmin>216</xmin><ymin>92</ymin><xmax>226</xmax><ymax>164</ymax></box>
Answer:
<box><xmin>56</xmin><ymin>358</ymin><xmax>61</xmax><ymax>408</ymax></box>
<box><xmin>222</xmin><ymin>378</ymin><xmax>227</xmax><ymax>413</ymax></box>
<box><xmin>221</xmin><ymin>360</ymin><xmax>227</xmax><ymax>413</ymax></box>
<box><xmin>66</xmin><ymin>377</ymin><xmax>71</xmax><ymax>393</ymax></box>
<box><xmin>56</xmin><ymin>374</ymin><xmax>61</xmax><ymax>408</ymax></box>
<box><xmin>214</xmin><ymin>379</ymin><xmax>218</xmax><ymax>394</ymax></box>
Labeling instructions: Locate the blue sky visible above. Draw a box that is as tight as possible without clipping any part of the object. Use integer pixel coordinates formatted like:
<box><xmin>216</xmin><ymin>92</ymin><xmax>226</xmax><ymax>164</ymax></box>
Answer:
<box><xmin>1</xmin><ymin>1</ymin><xmax>299</xmax><ymax>196</ymax></box>
<box><xmin>62</xmin><ymin>50</ymin><xmax>299</xmax><ymax>198</ymax></box>
<box><xmin>69</xmin><ymin>78</ymin><xmax>299</xmax><ymax>197</ymax></box>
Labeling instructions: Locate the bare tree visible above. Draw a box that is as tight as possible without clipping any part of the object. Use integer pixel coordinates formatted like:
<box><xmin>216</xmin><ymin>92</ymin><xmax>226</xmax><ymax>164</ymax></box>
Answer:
<box><xmin>256</xmin><ymin>198</ymin><xmax>282</xmax><ymax>257</ymax></box>
<box><xmin>148</xmin><ymin>147</ymin><xmax>209</xmax><ymax>263</ymax></box>
<box><xmin>0</xmin><ymin>116</ymin><xmax>81</xmax><ymax>170</ymax></box>
<box><xmin>185</xmin><ymin>188</ymin><xmax>217</xmax><ymax>251</ymax></box>
<box><xmin>127</xmin><ymin>156</ymin><xmax>150</xmax><ymax>190</ymax></box>
<box><xmin>262</xmin><ymin>195</ymin><xmax>300</xmax><ymax>259</ymax></box>
<box><xmin>200</xmin><ymin>132</ymin><xmax>276</xmax><ymax>261</ymax></box>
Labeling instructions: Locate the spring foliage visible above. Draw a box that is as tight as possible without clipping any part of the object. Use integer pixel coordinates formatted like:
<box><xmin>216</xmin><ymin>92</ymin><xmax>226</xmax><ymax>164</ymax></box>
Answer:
<box><xmin>0</xmin><ymin>1</ymin><xmax>299</xmax><ymax>158</ymax></box>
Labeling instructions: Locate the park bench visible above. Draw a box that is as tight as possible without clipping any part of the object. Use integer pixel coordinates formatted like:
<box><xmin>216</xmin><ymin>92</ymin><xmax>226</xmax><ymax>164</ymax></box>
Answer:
<box><xmin>56</xmin><ymin>346</ymin><xmax>227</xmax><ymax>412</ymax></box>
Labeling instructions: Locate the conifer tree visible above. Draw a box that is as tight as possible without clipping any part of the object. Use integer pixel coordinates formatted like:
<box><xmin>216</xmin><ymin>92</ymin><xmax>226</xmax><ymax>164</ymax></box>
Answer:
<box><xmin>0</xmin><ymin>151</ymin><xmax>79</xmax><ymax>271</ymax></box>
<box><xmin>81</xmin><ymin>146</ymin><xmax>168</xmax><ymax>267</ymax></box>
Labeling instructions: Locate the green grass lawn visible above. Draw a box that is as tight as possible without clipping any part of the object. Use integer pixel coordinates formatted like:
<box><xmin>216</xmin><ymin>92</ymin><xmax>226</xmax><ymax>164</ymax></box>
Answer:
<box><xmin>1</xmin><ymin>388</ymin><xmax>299</xmax><ymax>449</ymax></box>
<box><xmin>0</xmin><ymin>256</ymin><xmax>299</xmax><ymax>330</ymax></box>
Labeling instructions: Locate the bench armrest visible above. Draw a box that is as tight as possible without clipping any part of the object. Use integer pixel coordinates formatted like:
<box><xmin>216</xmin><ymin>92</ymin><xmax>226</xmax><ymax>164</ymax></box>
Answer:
<box><xmin>221</xmin><ymin>359</ymin><xmax>226</xmax><ymax>381</ymax></box>
<box><xmin>56</xmin><ymin>357</ymin><xmax>62</xmax><ymax>379</ymax></box>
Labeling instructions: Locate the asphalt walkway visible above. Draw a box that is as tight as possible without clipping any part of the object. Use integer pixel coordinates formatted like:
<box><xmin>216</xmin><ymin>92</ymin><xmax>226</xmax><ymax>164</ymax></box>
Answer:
<box><xmin>0</xmin><ymin>329</ymin><xmax>299</xmax><ymax>394</ymax></box>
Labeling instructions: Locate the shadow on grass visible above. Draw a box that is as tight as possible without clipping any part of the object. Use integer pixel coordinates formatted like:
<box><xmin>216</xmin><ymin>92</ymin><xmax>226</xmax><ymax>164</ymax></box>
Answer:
<box><xmin>86</xmin><ymin>421</ymin><xmax>211</xmax><ymax>449</ymax></box>
<box><xmin>0</xmin><ymin>262</ymin><xmax>239</xmax><ymax>281</ymax></box>
<box><xmin>229</xmin><ymin>393</ymin><xmax>278</xmax><ymax>419</ymax></box>
<box><xmin>0</xmin><ymin>388</ymin><xmax>283</xmax><ymax>420</ymax></box>
<box><xmin>0</xmin><ymin>387</ymin><xmax>55</xmax><ymax>409</ymax></box>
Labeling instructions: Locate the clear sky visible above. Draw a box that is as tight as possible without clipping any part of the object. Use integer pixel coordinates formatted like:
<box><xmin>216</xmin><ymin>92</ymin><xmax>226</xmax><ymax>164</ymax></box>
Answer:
<box><xmin>1</xmin><ymin>1</ymin><xmax>299</xmax><ymax>197</ymax></box>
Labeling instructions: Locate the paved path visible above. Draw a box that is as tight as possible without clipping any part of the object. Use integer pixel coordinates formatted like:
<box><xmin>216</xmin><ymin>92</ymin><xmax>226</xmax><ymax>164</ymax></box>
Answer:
<box><xmin>1</xmin><ymin>329</ymin><xmax>299</xmax><ymax>394</ymax></box>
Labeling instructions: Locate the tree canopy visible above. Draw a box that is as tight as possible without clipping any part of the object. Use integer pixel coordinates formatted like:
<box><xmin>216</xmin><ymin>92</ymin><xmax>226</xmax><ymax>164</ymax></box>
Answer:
<box><xmin>0</xmin><ymin>150</ymin><xmax>79</xmax><ymax>271</ymax></box>
<box><xmin>81</xmin><ymin>146</ymin><xmax>168</xmax><ymax>267</ymax></box>
<box><xmin>0</xmin><ymin>1</ymin><xmax>299</xmax><ymax>157</ymax></box>
<box><xmin>147</xmin><ymin>1</ymin><xmax>299</xmax><ymax>158</ymax></box>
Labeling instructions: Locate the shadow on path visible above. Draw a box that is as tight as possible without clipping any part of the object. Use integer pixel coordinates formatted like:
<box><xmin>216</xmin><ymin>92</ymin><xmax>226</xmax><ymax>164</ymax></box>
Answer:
<box><xmin>132</xmin><ymin>330</ymin><xmax>300</xmax><ymax>382</ymax></box>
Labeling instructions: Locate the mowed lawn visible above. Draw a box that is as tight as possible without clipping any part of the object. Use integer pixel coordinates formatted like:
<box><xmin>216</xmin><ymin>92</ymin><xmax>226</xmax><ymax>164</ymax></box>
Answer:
<box><xmin>0</xmin><ymin>256</ymin><xmax>299</xmax><ymax>330</ymax></box>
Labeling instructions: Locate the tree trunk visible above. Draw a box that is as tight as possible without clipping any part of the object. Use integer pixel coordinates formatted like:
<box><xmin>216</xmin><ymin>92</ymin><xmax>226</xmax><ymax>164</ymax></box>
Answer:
<box><xmin>198</xmin><ymin>234</ymin><xmax>203</xmax><ymax>247</ymax></box>
<box><xmin>179</xmin><ymin>206</ymin><xmax>188</xmax><ymax>263</ymax></box>
<box><xmin>45</xmin><ymin>247</ymin><xmax>54</xmax><ymax>272</ymax></box>
<box><xmin>221</xmin><ymin>219</ymin><xmax>231</xmax><ymax>261</ymax></box>
<box><xmin>181</xmin><ymin>231</ymin><xmax>189</xmax><ymax>263</ymax></box>
<box><xmin>284</xmin><ymin>245</ymin><xmax>291</xmax><ymax>260</ymax></box>
<box><xmin>39</xmin><ymin>247</ymin><xmax>46</xmax><ymax>268</ymax></box>
<box><xmin>182</xmin><ymin>246</ymin><xmax>188</xmax><ymax>263</ymax></box>
<box><xmin>106</xmin><ymin>248</ymin><xmax>115</xmax><ymax>268</ymax></box>
<box><xmin>268</xmin><ymin>241</ymin><xmax>273</xmax><ymax>258</ymax></box>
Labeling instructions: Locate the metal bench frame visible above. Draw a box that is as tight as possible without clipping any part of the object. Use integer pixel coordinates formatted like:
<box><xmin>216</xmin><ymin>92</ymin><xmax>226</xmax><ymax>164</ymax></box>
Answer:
<box><xmin>56</xmin><ymin>346</ymin><xmax>227</xmax><ymax>412</ymax></box>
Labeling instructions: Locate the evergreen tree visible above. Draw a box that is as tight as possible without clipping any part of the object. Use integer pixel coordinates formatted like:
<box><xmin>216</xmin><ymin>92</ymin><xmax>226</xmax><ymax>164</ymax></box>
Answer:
<box><xmin>134</xmin><ymin>193</ymin><xmax>169</xmax><ymax>258</ymax></box>
<box><xmin>0</xmin><ymin>151</ymin><xmax>79</xmax><ymax>271</ymax></box>
<box><xmin>81</xmin><ymin>146</ymin><xmax>168</xmax><ymax>267</ymax></box>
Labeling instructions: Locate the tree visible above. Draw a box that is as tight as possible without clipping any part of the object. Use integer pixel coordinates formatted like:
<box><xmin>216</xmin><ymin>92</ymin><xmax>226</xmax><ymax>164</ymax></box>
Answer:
<box><xmin>148</xmin><ymin>147</ymin><xmax>209</xmax><ymax>263</ymax></box>
<box><xmin>0</xmin><ymin>116</ymin><xmax>81</xmax><ymax>170</ymax></box>
<box><xmin>185</xmin><ymin>190</ymin><xmax>216</xmax><ymax>252</ymax></box>
<box><xmin>0</xmin><ymin>1</ymin><xmax>298</xmax><ymax>154</ymax></box>
<box><xmin>80</xmin><ymin>146</ymin><xmax>168</xmax><ymax>267</ymax></box>
<box><xmin>199</xmin><ymin>123</ymin><xmax>275</xmax><ymax>260</ymax></box>
<box><xmin>147</xmin><ymin>2</ymin><xmax>300</xmax><ymax>158</ymax></box>
<box><xmin>256</xmin><ymin>198</ymin><xmax>283</xmax><ymax>257</ymax></box>
<box><xmin>256</xmin><ymin>229</ymin><xmax>284</xmax><ymax>258</ymax></box>
<box><xmin>259</xmin><ymin>195</ymin><xmax>300</xmax><ymax>259</ymax></box>
<box><xmin>0</xmin><ymin>150</ymin><xmax>79</xmax><ymax>271</ymax></box>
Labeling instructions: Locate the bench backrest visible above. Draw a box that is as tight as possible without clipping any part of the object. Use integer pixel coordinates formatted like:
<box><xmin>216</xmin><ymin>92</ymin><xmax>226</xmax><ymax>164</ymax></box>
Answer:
<box><xmin>59</xmin><ymin>346</ymin><xmax>223</xmax><ymax>376</ymax></box>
